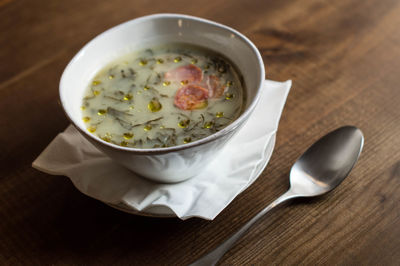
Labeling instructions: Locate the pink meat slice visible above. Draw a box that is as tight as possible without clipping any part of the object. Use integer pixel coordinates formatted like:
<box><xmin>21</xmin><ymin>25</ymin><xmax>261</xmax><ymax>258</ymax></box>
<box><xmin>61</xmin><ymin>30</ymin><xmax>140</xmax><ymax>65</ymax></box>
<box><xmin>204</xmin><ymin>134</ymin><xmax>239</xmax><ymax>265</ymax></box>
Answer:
<box><xmin>164</xmin><ymin>64</ymin><xmax>203</xmax><ymax>83</ymax></box>
<box><xmin>202</xmin><ymin>75</ymin><xmax>226</xmax><ymax>98</ymax></box>
<box><xmin>174</xmin><ymin>85</ymin><xmax>209</xmax><ymax>110</ymax></box>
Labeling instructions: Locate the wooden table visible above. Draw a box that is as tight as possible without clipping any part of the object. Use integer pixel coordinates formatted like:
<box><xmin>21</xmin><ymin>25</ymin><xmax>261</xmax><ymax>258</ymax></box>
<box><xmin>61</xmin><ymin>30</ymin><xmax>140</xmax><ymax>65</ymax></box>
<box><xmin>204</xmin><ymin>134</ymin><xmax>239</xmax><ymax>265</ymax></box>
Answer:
<box><xmin>1</xmin><ymin>0</ymin><xmax>399</xmax><ymax>265</ymax></box>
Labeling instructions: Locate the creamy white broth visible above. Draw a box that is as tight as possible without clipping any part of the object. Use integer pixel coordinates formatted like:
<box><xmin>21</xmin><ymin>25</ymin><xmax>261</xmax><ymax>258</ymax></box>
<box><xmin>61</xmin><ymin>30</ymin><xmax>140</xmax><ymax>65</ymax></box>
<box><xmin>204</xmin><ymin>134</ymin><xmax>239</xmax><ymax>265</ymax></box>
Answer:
<box><xmin>81</xmin><ymin>44</ymin><xmax>245</xmax><ymax>149</ymax></box>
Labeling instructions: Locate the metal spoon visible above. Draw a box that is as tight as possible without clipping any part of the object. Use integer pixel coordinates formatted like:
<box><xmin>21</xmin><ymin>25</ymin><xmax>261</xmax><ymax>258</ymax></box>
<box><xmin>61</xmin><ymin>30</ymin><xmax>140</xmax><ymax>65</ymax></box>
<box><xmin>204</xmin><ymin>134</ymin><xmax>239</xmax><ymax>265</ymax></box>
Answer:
<box><xmin>190</xmin><ymin>126</ymin><xmax>364</xmax><ymax>266</ymax></box>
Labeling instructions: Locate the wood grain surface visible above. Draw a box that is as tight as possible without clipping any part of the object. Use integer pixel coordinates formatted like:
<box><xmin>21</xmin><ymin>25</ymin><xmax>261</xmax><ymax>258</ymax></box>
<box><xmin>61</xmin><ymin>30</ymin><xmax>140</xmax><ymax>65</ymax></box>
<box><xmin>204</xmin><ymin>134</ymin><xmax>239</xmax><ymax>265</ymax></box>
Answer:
<box><xmin>1</xmin><ymin>0</ymin><xmax>400</xmax><ymax>265</ymax></box>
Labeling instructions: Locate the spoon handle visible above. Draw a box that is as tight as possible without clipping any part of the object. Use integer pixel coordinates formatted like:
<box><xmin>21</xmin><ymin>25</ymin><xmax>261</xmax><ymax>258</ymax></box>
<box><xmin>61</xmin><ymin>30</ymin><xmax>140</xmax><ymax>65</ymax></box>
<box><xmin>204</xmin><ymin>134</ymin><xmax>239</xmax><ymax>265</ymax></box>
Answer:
<box><xmin>190</xmin><ymin>190</ymin><xmax>299</xmax><ymax>266</ymax></box>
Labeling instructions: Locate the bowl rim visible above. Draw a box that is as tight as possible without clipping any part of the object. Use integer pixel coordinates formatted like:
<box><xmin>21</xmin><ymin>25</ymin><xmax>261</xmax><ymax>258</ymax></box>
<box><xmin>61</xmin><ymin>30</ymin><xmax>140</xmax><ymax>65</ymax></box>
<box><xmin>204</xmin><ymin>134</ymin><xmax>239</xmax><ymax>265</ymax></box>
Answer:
<box><xmin>60</xmin><ymin>13</ymin><xmax>265</xmax><ymax>155</ymax></box>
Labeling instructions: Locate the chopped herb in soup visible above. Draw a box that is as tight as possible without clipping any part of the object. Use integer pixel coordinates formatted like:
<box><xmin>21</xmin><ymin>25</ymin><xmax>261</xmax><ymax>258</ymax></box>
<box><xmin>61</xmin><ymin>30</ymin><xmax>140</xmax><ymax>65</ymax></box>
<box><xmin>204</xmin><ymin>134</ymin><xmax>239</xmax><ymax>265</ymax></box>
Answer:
<box><xmin>81</xmin><ymin>44</ymin><xmax>245</xmax><ymax>149</ymax></box>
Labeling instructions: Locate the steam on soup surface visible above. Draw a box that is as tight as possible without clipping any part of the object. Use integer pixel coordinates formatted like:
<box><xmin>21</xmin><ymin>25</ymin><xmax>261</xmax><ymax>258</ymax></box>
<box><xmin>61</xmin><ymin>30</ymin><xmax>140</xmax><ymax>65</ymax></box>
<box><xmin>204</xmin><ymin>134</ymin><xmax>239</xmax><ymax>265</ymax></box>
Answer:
<box><xmin>81</xmin><ymin>44</ymin><xmax>245</xmax><ymax>149</ymax></box>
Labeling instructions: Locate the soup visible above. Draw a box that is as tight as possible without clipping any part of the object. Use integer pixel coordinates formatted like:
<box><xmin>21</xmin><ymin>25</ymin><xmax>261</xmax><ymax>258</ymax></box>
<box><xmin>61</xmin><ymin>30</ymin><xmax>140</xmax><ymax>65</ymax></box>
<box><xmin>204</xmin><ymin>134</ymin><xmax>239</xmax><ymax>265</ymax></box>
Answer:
<box><xmin>81</xmin><ymin>44</ymin><xmax>245</xmax><ymax>149</ymax></box>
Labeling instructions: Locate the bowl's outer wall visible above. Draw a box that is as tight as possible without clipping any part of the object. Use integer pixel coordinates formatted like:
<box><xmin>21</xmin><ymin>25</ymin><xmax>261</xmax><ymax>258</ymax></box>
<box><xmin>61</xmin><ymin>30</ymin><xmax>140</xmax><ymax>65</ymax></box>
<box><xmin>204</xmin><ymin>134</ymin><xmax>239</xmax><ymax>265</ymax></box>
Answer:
<box><xmin>84</xmin><ymin>122</ymin><xmax>241</xmax><ymax>182</ymax></box>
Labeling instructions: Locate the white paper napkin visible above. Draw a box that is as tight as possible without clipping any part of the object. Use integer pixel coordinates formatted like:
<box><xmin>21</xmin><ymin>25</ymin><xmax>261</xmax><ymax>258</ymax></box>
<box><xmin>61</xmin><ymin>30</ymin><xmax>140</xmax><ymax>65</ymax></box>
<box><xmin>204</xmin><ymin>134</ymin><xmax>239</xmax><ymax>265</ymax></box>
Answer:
<box><xmin>33</xmin><ymin>80</ymin><xmax>291</xmax><ymax>220</ymax></box>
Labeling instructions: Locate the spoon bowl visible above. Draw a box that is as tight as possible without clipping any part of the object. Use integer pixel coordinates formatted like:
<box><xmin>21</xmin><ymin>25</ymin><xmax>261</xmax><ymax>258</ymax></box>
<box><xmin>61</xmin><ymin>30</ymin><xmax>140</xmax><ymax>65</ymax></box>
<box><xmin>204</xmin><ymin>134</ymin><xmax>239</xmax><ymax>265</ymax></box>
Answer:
<box><xmin>191</xmin><ymin>126</ymin><xmax>364</xmax><ymax>266</ymax></box>
<box><xmin>290</xmin><ymin>126</ymin><xmax>364</xmax><ymax>197</ymax></box>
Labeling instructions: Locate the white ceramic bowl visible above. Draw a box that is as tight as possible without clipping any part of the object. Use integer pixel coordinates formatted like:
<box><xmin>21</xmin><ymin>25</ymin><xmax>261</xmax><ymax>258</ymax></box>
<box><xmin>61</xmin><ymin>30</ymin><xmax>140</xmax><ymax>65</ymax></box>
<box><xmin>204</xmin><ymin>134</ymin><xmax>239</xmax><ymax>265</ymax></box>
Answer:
<box><xmin>60</xmin><ymin>14</ymin><xmax>265</xmax><ymax>183</ymax></box>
